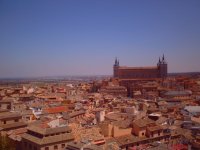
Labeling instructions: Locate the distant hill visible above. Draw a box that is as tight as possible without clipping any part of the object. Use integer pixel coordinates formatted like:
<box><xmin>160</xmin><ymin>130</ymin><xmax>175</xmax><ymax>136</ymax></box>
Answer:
<box><xmin>168</xmin><ymin>72</ymin><xmax>200</xmax><ymax>77</ymax></box>
<box><xmin>0</xmin><ymin>75</ymin><xmax>111</xmax><ymax>85</ymax></box>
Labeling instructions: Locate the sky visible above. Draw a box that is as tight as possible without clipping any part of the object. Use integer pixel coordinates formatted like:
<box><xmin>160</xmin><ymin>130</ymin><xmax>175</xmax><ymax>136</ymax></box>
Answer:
<box><xmin>0</xmin><ymin>0</ymin><xmax>200</xmax><ymax>78</ymax></box>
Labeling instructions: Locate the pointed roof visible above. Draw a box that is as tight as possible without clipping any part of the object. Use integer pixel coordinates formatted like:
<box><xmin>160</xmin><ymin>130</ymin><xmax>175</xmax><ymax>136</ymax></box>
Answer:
<box><xmin>114</xmin><ymin>57</ymin><xmax>119</xmax><ymax>66</ymax></box>
<box><xmin>115</xmin><ymin>57</ymin><xmax>117</xmax><ymax>64</ymax></box>
<box><xmin>117</xmin><ymin>58</ymin><xmax>119</xmax><ymax>65</ymax></box>
<box><xmin>162</xmin><ymin>54</ymin><xmax>165</xmax><ymax>61</ymax></box>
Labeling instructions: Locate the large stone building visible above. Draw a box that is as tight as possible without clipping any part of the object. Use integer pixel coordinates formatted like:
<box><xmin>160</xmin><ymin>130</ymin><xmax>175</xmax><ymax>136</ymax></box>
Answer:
<box><xmin>113</xmin><ymin>55</ymin><xmax>167</xmax><ymax>79</ymax></box>
<box><xmin>112</xmin><ymin>55</ymin><xmax>168</xmax><ymax>97</ymax></box>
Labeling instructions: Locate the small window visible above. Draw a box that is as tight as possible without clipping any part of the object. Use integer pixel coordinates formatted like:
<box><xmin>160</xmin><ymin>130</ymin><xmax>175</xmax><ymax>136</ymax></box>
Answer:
<box><xmin>15</xmin><ymin>119</ymin><xmax>19</xmax><ymax>122</ymax></box>
<box><xmin>61</xmin><ymin>144</ymin><xmax>65</xmax><ymax>148</ymax></box>
<box><xmin>142</xmin><ymin>132</ymin><xmax>144</xmax><ymax>136</ymax></box>
<box><xmin>4</xmin><ymin>120</ymin><xmax>6</xmax><ymax>124</ymax></box>
<box><xmin>24</xmin><ymin>141</ymin><xmax>27</xmax><ymax>147</ymax></box>
<box><xmin>54</xmin><ymin>145</ymin><xmax>58</xmax><ymax>149</ymax></box>
<box><xmin>45</xmin><ymin>147</ymin><xmax>49</xmax><ymax>150</ymax></box>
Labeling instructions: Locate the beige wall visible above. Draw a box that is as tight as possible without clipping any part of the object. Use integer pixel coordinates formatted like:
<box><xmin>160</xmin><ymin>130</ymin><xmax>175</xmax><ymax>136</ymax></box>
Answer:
<box><xmin>100</xmin><ymin>123</ymin><xmax>112</xmax><ymax>137</ymax></box>
<box><xmin>100</xmin><ymin>123</ymin><xmax>131</xmax><ymax>137</ymax></box>
<box><xmin>113</xmin><ymin>126</ymin><xmax>132</xmax><ymax>137</ymax></box>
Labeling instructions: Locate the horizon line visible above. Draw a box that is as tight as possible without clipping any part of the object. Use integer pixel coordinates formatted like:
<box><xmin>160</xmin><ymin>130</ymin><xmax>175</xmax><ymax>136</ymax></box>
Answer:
<box><xmin>0</xmin><ymin>71</ymin><xmax>200</xmax><ymax>80</ymax></box>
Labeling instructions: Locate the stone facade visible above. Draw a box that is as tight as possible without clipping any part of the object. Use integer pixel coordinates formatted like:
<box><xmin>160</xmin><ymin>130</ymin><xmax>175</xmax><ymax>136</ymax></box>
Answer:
<box><xmin>0</xmin><ymin>112</ymin><xmax>22</xmax><ymax>126</ymax></box>
<box><xmin>99</xmin><ymin>85</ymin><xmax>127</xmax><ymax>97</ymax></box>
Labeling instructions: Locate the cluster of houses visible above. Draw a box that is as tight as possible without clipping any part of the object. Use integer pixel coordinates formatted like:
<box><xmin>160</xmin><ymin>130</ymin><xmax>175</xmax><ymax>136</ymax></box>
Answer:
<box><xmin>0</xmin><ymin>75</ymin><xmax>200</xmax><ymax>150</ymax></box>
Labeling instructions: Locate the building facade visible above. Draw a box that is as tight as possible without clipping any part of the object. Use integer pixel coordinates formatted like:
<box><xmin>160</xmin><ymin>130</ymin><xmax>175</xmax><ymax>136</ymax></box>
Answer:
<box><xmin>21</xmin><ymin>126</ymin><xmax>74</xmax><ymax>150</ymax></box>
<box><xmin>113</xmin><ymin>55</ymin><xmax>167</xmax><ymax>79</ymax></box>
<box><xmin>99</xmin><ymin>85</ymin><xmax>127</xmax><ymax>97</ymax></box>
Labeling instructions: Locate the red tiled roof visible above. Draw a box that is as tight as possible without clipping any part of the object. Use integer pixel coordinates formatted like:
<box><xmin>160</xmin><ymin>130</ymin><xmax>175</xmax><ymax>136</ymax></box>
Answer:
<box><xmin>43</xmin><ymin>106</ymin><xmax>68</xmax><ymax>114</ymax></box>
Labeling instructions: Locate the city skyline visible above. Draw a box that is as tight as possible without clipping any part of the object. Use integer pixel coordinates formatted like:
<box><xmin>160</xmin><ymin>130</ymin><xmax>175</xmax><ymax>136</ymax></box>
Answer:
<box><xmin>0</xmin><ymin>0</ymin><xmax>200</xmax><ymax>78</ymax></box>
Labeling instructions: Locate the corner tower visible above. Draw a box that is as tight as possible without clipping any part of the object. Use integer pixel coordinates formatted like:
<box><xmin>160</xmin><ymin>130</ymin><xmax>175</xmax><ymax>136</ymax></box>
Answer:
<box><xmin>113</xmin><ymin>58</ymin><xmax>119</xmax><ymax>78</ymax></box>
<box><xmin>158</xmin><ymin>54</ymin><xmax>168</xmax><ymax>78</ymax></box>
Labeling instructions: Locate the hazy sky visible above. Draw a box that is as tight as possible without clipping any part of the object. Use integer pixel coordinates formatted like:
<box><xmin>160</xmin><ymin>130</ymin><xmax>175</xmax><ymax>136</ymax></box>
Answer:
<box><xmin>0</xmin><ymin>0</ymin><xmax>200</xmax><ymax>78</ymax></box>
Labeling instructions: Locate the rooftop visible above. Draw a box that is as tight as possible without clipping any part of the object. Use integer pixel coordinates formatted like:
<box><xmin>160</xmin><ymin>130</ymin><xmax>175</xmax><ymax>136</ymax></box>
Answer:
<box><xmin>0</xmin><ymin>112</ymin><xmax>22</xmax><ymax>120</ymax></box>
<box><xmin>27</xmin><ymin>125</ymin><xmax>71</xmax><ymax>135</ymax></box>
<box><xmin>22</xmin><ymin>132</ymin><xmax>74</xmax><ymax>145</ymax></box>
<box><xmin>147</xmin><ymin>125</ymin><xmax>163</xmax><ymax>132</ymax></box>
<box><xmin>133</xmin><ymin>118</ymin><xmax>155</xmax><ymax>128</ymax></box>
<box><xmin>43</xmin><ymin>106</ymin><xmax>69</xmax><ymax>114</ymax></box>
<box><xmin>0</xmin><ymin>121</ymin><xmax>27</xmax><ymax>131</ymax></box>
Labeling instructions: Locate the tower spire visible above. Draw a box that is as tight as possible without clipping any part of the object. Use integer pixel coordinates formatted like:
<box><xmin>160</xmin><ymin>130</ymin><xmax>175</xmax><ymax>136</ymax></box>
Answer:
<box><xmin>114</xmin><ymin>57</ymin><xmax>117</xmax><ymax>66</ymax></box>
<box><xmin>117</xmin><ymin>58</ymin><xmax>119</xmax><ymax>66</ymax></box>
<box><xmin>114</xmin><ymin>57</ymin><xmax>119</xmax><ymax>66</ymax></box>
<box><xmin>162</xmin><ymin>54</ymin><xmax>165</xmax><ymax>61</ymax></box>
<box><xmin>157</xmin><ymin>57</ymin><xmax>161</xmax><ymax>66</ymax></box>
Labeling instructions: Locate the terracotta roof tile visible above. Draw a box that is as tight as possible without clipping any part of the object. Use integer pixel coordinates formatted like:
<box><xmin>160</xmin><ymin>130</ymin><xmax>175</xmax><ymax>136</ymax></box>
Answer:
<box><xmin>43</xmin><ymin>106</ymin><xmax>68</xmax><ymax>114</ymax></box>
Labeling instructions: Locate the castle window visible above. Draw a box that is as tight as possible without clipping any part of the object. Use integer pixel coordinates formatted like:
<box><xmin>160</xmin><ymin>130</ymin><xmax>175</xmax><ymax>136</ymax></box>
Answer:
<box><xmin>54</xmin><ymin>145</ymin><xmax>58</xmax><ymax>149</ymax></box>
<box><xmin>62</xmin><ymin>144</ymin><xmax>65</xmax><ymax>148</ymax></box>
<box><xmin>45</xmin><ymin>147</ymin><xmax>49</xmax><ymax>150</ymax></box>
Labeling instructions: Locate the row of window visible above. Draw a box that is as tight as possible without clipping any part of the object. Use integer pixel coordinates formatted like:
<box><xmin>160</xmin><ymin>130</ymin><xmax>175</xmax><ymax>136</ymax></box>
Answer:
<box><xmin>45</xmin><ymin>143</ymin><xmax>65</xmax><ymax>150</ymax></box>
<box><xmin>121</xmin><ymin>74</ymin><xmax>158</xmax><ymax>78</ymax></box>
<box><xmin>24</xmin><ymin>141</ymin><xmax>66</xmax><ymax>150</ymax></box>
